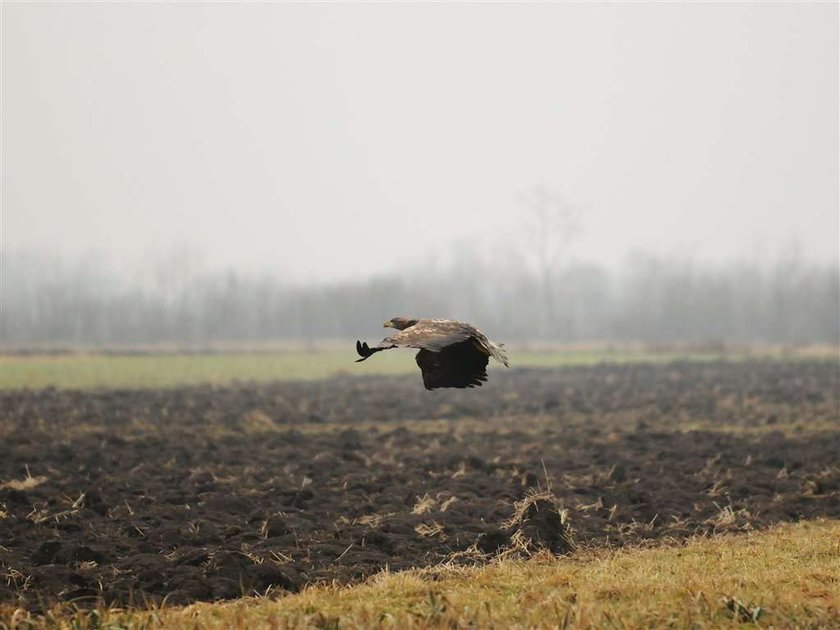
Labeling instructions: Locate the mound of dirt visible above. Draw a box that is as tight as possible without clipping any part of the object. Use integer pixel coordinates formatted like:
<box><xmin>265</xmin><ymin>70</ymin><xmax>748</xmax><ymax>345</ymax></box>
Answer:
<box><xmin>505</xmin><ymin>491</ymin><xmax>576</xmax><ymax>556</ymax></box>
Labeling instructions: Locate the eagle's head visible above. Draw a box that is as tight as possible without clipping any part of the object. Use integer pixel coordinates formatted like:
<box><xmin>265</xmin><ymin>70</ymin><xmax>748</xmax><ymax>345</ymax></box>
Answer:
<box><xmin>384</xmin><ymin>317</ymin><xmax>419</xmax><ymax>330</ymax></box>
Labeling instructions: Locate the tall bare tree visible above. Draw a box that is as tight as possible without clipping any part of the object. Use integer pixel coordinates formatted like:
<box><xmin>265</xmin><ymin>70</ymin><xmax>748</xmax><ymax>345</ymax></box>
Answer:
<box><xmin>518</xmin><ymin>186</ymin><xmax>582</xmax><ymax>339</ymax></box>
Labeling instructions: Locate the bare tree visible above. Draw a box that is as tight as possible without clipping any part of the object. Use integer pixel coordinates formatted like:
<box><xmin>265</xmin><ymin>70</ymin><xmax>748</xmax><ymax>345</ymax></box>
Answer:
<box><xmin>517</xmin><ymin>186</ymin><xmax>582</xmax><ymax>339</ymax></box>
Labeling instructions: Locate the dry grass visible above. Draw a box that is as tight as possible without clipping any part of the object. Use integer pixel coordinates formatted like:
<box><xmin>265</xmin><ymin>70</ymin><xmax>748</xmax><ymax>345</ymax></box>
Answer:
<box><xmin>0</xmin><ymin>466</ymin><xmax>47</xmax><ymax>492</ymax></box>
<box><xmin>3</xmin><ymin>519</ymin><xmax>837</xmax><ymax>629</ymax></box>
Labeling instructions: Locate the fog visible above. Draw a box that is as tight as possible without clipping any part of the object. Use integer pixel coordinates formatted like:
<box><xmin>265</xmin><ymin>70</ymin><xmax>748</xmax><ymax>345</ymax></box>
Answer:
<box><xmin>2</xmin><ymin>2</ymin><xmax>838</xmax><ymax>346</ymax></box>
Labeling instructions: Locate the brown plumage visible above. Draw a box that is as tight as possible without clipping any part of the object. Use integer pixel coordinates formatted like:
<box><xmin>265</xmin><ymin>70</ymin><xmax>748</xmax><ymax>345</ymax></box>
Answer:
<box><xmin>355</xmin><ymin>317</ymin><xmax>509</xmax><ymax>390</ymax></box>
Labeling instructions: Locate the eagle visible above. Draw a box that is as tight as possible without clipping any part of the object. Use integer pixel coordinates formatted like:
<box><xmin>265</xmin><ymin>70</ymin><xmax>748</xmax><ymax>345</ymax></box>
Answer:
<box><xmin>355</xmin><ymin>317</ymin><xmax>509</xmax><ymax>390</ymax></box>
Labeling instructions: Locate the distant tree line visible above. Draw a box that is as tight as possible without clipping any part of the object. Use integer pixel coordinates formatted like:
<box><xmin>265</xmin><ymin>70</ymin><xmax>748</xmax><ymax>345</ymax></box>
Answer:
<box><xmin>2</xmin><ymin>249</ymin><xmax>837</xmax><ymax>348</ymax></box>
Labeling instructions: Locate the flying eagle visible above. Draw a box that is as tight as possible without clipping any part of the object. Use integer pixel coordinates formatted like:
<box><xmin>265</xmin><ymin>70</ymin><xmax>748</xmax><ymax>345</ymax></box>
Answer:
<box><xmin>355</xmin><ymin>317</ymin><xmax>509</xmax><ymax>390</ymax></box>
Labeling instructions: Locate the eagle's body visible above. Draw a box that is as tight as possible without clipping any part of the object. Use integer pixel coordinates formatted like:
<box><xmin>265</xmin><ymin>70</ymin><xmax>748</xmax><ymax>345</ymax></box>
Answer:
<box><xmin>356</xmin><ymin>317</ymin><xmax>509</xmax><ymax>390</ymax></box>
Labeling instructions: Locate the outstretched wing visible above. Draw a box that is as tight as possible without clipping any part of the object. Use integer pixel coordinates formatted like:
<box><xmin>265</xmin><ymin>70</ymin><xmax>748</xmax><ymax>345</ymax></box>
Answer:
<box><xmin>387</xmin><ymin>319</ymin><xmax>476</xmax><ymax>352</ymax></box>
<box><xmin>356</xmin><ymin>320</ymin><xmax>472</xmax><ymax>362</ymax></box>
<box><xmin>415</xmin><ymin>340</ymin><xmax>489</xmax><ymax>390</ymax></box>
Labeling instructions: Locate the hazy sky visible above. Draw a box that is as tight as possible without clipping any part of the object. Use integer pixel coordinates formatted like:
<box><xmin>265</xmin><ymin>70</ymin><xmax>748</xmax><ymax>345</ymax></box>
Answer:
<box><xmin>3</xmin><ymin>2</ymin><xmax>838</xmax><ymax>280</ymax></box>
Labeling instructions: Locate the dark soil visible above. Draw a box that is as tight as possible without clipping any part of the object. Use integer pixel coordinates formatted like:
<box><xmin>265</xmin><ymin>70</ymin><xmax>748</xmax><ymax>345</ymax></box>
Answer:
<box><xmin>1</xmin><ymin>361</ymin><xmax>838</xmax><ymax>611</ymax></box>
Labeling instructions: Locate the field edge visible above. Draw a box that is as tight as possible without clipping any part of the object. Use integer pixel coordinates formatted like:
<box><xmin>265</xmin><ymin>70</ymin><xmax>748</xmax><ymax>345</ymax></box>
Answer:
<box><xmin>3</xmin><ymin>347</ymin><xmax>838</xmax><ymax>390</ymax></box>
<box><xmin>4</xmin><ymin>518</ymin><xmax>838</xmax><ymax>629</ymax></box>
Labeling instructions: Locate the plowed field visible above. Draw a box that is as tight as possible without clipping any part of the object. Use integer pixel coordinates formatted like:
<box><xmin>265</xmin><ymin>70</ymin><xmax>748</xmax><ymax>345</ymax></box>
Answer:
<box><xmin>1</xmin><ymin>361</ymin><xmax>837</xmax><ymax>611</ymax></box>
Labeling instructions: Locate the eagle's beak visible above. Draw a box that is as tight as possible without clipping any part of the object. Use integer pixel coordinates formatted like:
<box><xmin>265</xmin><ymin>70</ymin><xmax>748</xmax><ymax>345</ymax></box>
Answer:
<box><xmin>383</xmin><ymin>321</ymin><xmax>392</xmax><ymax>328</ymax></box>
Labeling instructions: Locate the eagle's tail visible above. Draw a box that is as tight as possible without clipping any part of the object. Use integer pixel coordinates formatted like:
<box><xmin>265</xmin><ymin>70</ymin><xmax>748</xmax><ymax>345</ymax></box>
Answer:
<box><xmin>488</xmin><ymin>341</ymin><xmax>510</xmax><ymax>367</ymax></box>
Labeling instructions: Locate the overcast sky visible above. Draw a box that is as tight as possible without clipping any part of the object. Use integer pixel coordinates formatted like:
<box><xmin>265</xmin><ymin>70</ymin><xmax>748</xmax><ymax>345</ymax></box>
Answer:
<box><xmin>3</xmin><ymin>2</ymin><xmax>838</xmax><ymax>280</ymax></box>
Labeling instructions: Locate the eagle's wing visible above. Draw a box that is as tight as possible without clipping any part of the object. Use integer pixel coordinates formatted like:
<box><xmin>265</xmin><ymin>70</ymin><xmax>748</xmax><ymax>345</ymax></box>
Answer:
<box><xmin>391</xmin><ymin>319</ymin><xmax>509</xmax><ymax>367</ymax></box>
<box><xmin>386</xmin><ymin>319</ymin><xmax>475</xmax><ymax>352</ymax></box>
<box><xmin>415</xmin><ymin>341</ymin><xmax>489</xmax><ymax>390</ymax></box>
